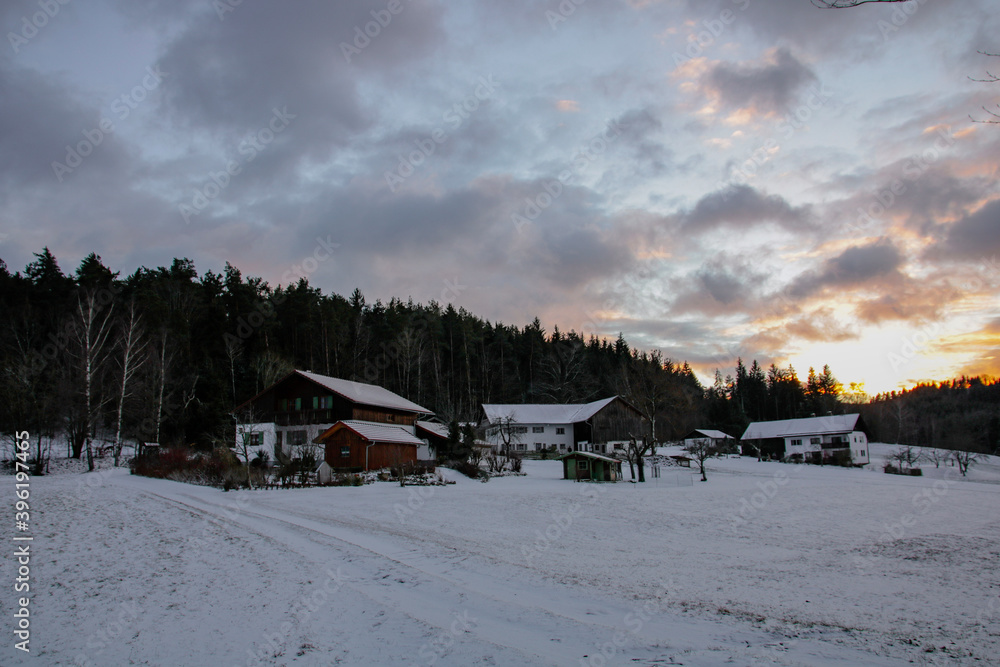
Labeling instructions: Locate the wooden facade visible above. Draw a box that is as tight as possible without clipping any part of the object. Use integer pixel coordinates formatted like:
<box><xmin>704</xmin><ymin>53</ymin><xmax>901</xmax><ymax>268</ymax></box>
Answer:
<box><xmin>574</xmin><ymin>397</ymin><xmax>645</xmax><ymax>446</ymax></box>
<box><xmin>561</xmin><ymin>452</ymin><xmax>622</xmax><ymax>482</ymax></box>
<box><xmin>237</xmin><ymin>372</ymin><xmax>423</xmax><ymax>426</ymax></box>
<box><xmin>319</xmin><ymin>424</ymin><xmax>418</xmax><ymax>471</ymax></box>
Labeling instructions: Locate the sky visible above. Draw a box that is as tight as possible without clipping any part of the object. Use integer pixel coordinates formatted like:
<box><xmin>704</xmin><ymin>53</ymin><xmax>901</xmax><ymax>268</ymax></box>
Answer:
<box><xmin>1</xmin><ymin>0</ymin><xmax>998</xmax><ymax>395</ymax></box>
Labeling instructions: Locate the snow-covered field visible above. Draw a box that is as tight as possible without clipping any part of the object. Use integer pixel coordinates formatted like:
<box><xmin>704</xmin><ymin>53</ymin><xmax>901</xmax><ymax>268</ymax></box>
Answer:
<box><xmin>4</xmin><ymin>445</ymin><xmax>1000</xmax><ymax>666</ymax></box>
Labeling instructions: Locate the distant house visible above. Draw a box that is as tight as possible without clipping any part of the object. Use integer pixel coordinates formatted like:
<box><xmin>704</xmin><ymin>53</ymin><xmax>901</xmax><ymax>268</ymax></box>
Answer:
<box><xmin>682</xmin><ymin>429</ymin><xmax>736</xmax><ymax>453</ymax></box>
<box><xmin>560</xmin><ymin>451</ymin><xmax>623</xmax><ymax>482</ymax></box>
<box><xmin>741</xmin><ymin>414</ymin><xmax>870</xmax><ymax>464</ymax></box>
<box><xmin>233</xmin><ymin>369</ymin><xmax>434</xmax><ymax>461</ymax></box>
<box><xmin>481</xmin><ymin>397</ymin><xmax>644</xmax><ymax>455</ymax></box>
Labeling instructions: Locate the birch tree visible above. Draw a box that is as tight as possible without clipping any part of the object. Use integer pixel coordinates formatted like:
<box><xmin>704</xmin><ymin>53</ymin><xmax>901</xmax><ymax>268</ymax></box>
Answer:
<box><xmin>69</xmin><ymin>289</ymin><xmax>116</xmax><ymax>471</ymax></box>
<box><xmin>113</xmin><ymin>301</ymin><xmax>149</xmax><ymax>466</ymax></box>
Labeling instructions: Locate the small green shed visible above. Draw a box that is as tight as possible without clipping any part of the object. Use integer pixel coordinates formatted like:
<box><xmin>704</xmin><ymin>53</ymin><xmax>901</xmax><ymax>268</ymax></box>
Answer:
<box><xmin>560</xmin><ymin>451</ymin><xmax>623</xmax><ymax>482</ymax></box>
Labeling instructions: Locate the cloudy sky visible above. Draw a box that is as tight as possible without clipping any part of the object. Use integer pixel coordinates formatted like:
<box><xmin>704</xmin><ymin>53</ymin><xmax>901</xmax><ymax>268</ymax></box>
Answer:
<box><xmin>2</xmin><ymin>0</ymin><xmax>998</xmax><ymax>394</ymax></box>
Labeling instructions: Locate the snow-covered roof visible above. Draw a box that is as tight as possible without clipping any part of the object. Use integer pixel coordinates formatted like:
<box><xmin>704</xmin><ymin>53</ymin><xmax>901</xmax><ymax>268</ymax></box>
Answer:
<box><xmin>323</xmin><ymin>420</ymin><xmax>425</xmax><ymax>446</ymax></box>
<box><xmin>483</xmin><ymin>397</ymin><xmax>619</xmax><ymax>425</ymax></box>
<box><xmin>686</xmin><ymin>429</ymin><xmax>733</xmax><ymax>440</ymax></box>
<box><xmin>742</xmin><ymin>414</ymin><xmax>861</xmax><ymax>440</ymax></box>
<box><xmin>297</xmin><ymin>370</ymin><xmax>432</xmax><ymax>414</ymax></box>
<box><xmin>559</xmin><ymin>451</ymin><xmax>622</xmax><ymax>463</ymax></box>
<box><xmin>415</xmin><ymin>420</ymin><xmax>449</xmax><ymax>440</ymax></box>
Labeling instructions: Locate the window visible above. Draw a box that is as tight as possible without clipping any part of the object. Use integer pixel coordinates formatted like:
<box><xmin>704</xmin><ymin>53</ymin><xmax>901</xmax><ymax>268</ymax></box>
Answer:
<box><xmin>340</xmin><ymin>446</ymin><xmax>350</xmax><ymax>458</ymax></box>
<box><xmin>248</xmin><ymin>432</ymin><xmax>263</xmax><ymax>447</ymax></box>
<box><xmin>810</xmin><ymin>437</ymin><xmax>821</xmax><ymax>445</ymax></box>
<box><xmin>516</xmin><ymin>443</ymin><xmax>526</xmax><ymax>451</ymax></box>
<box><xmin>578</xmin><ymin>460</ymin><xmax>589</xmax><ymax>470</ymax></box>
<box><xmin>535</xmin><ymin>443</ymin><xmax>543</xmax><ymax>451</ymax></box>
<box><xmin>559</xmin><ymin>444</ymin><xmax>566</xmax><ymax>450</ymax></box>
<box><xmin>556</xmin><ymin>427</ymin><xmax>565</xmax><ymax>435</ymax></box>
<box><xmin>288</xmin><ymin>430</ymin><xmax>307</xmax><ymax>446</ymax></box>
<box><xmin>387</xmin><ymin>414</ymin><xmax>396</xmax><ymax>422</ymax></box>
<box><xmin>791</xmin><ymin>439</ymin><xmax>802</xmax><ymax>446</ymax></box>
<box><xmin>319</xmin><ymin>395</ymin><xmax>334</xmax><ymax>409</ymax></box>
<box><xmin>614</xmin><ymin>442</ymin><xmax>623</xmax><ymax>450</ymax></box>
<box><xmin>294</xmin><ymin>397</ymin><xmax>302</xmax><ymax>411</ymax></box>
<box><xmin>513</xmin><ymin>426</ymin><xmax>528</xmax><ymax>434</ymax></box>
<box><xmin>313</xmin><ymin>396</ymin><xmax>319</xmax><ymax>410</ymax></box>
<box><xmin>278</xmin><ymin>398</ymin><xmax>288</xmax><ymax>412</ymax></box>
<box><xmin>533</xmin><ymin>426</ymin><xmax>545</xmax><ymax>433</ymax></box>
<box><xmin>275</xmin><ymin>431</ymin><xmax>283</xmax><ymax>448</ymax></box>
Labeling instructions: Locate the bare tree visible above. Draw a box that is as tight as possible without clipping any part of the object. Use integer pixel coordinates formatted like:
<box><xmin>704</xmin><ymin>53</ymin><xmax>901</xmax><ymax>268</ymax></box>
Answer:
<box><xmin>489</xmin><ymin>415</ymin><xmax>523</xmax><ymax>454</ymax></box>
<box><xmin>812</xmin><ymin>1</ymin><xmax>909</xmax><ymax>7</ymax></box>
<box><xmin>113</xmin><ymin>301</ymin><xmax>149</xmax><ymax>466</ymax></box>
<box><xmin>684</xmin><ymin>438</ymin><xmax>721</xmax><ymax>483</ymax></box>
<box><xmin>889</xmin><ymin>445</ymin><xmax>923</xmax><ymax>472</ymax></box>
<box><xmin>69</xmin><ymin>290</ymin><xmax>116</xmax><ymax>471</ymax></box>
<box><xmin>969</xmin><ymin>51</ymin><xmax>1000</xmax><ymax>124</ymax></box>
<box><xmin>621</xmin><ymin>435</ymin><xmax>656</xmax><ymax>482</ymax></box>
<box><xmin>924</xmin><ymin>447</ymin><xmax>947</xmax><ymax>469</ymax></box>
<box><xmin>233</xmin><ymin>405</ymin><xmax>263</xmax><ymax>489</ymax></box>
<box><xmin>952</xmin><ymin>449</ymin><xmax>983</xmax><ymax>477</ymax></box>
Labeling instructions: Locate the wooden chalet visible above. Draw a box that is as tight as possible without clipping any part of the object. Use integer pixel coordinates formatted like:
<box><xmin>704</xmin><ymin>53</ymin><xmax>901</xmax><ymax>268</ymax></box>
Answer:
<box><xmin>233</xmin><ymin>370</ymin><xmax>435</xmax><ymax>464</ymax></box>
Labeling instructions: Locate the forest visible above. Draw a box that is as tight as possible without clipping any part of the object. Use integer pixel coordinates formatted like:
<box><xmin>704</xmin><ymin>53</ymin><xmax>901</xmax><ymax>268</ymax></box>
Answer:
<box><xmin>1</xmin><ymin>248</ymin><xmax>997</xmax><ymax>465</ymax></box>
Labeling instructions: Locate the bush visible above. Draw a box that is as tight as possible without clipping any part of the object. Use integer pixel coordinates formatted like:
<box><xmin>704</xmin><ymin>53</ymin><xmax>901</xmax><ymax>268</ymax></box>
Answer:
<box><xmin>449</xmin><ymin>460</ymin><xmax>482</xmax><ymax>479</ymax></box>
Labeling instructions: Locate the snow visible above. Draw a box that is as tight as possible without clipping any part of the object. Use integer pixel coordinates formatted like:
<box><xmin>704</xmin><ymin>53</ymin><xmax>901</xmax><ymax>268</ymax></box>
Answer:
<box><xmin>482</xmin><ymin>397</ymin><xmax>618</xmax><ymax>425</ymax></box>
<box><xmin>4</xmin><ymin>446</ymin><xmax>1000</xmax><ymax>666</ymax></box>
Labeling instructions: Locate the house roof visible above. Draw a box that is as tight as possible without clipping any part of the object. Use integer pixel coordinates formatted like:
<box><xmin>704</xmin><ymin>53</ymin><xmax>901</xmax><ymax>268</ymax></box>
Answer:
<box><xmin>559</xmin><ymin>451</ymin><xmax>622</xmax><ymax>464</ymax></box>
<box><xmin>314</xmin><ymin>420</ymin><xmax>425</xmax><ymax>446</ymax></box>
<box><xmin>742</xmin><ymin>414</ymin><xmax>862</xmax><ymax>440</ymax></box>
<box><xmin>482</xmin><ymin>396</ymin><xmax>623</xmax><ymax>425</ymax></box>
<box><xmin>415</xmin><ymin>420</ymin><xmax>450</xmax><ymax>440</ymax></box>
<box><xmin>684</xmin><ymin>429</ymin><xmax>734</xmax><ymax>441</ymax></box>
<box><xmin>236</xmin><ymin>369</ymin><xmax>433</xmax><ymax>415</ymax></box>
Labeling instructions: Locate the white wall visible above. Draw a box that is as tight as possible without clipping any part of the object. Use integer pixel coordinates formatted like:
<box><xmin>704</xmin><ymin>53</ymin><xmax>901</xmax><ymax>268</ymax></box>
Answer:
<box><xmin>486</xmin><ymin>423</ymin><xmax>577</xmax><ymax>453</ymax></box>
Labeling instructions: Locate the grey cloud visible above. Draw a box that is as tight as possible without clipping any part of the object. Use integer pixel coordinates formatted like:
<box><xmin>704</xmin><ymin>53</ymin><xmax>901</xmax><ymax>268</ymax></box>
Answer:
<box><xmin>680</xmin><ymin>184</ymin><xmax>812</xmax><ymax>234</ymax></box>
<box><xmin>789</xmin><ymin>238</ymin><xmax>903</xmax><ymax>299</ymax></box>
<box><xmin>703</xmin><ymin>47</ymin><xmax>816</xmax><ymax>114</ymax></box>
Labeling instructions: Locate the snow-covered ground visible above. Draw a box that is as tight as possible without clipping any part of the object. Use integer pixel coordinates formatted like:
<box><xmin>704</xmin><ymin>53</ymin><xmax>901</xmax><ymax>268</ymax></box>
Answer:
<box><xmin>3</xmin><ymin>446</ymin><xmax>999</xmax><ymax>666</ymax></box>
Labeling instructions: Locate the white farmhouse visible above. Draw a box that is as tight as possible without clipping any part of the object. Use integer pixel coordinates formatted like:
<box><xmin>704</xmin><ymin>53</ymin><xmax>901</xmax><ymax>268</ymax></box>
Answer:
<box><xmin>682</xmin><ymin>429</ymin><xmax>737</xmax><ymax>453</ymax></box>
<box><xmin>741</xmin><ymin>414</ymin><xmax>870</xmax><ymax>465</ymax></box>
<box><xmin>481</xmin><ymin>397</ymin><xmax>644</xmax><ymax>455</ymax></box>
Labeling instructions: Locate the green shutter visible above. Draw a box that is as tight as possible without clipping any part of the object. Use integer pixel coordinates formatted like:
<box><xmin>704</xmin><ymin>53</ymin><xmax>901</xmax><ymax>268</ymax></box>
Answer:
<box><xmin>313</xmin><ymin>396</ymin><xmax>319</xmax><ymax>410</ymax></box>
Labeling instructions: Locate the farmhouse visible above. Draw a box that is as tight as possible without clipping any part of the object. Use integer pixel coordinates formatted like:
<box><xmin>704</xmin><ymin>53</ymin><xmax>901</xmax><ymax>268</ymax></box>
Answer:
<box><xmin>234</xmin><ymin>370</ymin><xmax>435</xmax><ymax>461</ymax></box>
<box><xmin>560</xmin><ymin>451</ymin><xmax>623</xmax><ymax>482</ymax></box>
<box><xmin>482</xmin><ymin>396</ymin><xmax>644</xmax><ymax>455</ymax></box>
<box><xmin>741</xmin><ymin>414</ymin><xmax>870</xmax><ymax>465</ymax></box>
<box><xmin>682</xmin><ymin>429</ymin><xmax>736</xmax><ymax>453</ymax></box>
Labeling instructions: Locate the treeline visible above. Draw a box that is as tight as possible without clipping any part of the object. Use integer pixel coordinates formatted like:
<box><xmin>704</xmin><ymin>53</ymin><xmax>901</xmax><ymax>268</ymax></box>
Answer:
<box><xmin>3</xmin><ymin>248</ymin><xmax>993</xmax><ymax>462</ymax></box>
<box><xmin>859</xmin><ymin>379</ymin><xmax>1000</xmax><ymax>454</ymax></box>
<box><xmin>0</xmin><ymin>249</ymin><xmax>707</xmax><ymax>459</ymax></box>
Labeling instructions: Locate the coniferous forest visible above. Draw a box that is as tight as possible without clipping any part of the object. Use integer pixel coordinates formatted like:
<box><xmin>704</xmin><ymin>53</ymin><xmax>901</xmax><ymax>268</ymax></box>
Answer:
<box><xmin>1</xmin><ymin>249</ymin><xmax>997</xmax><ymax>460</ymax></box>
